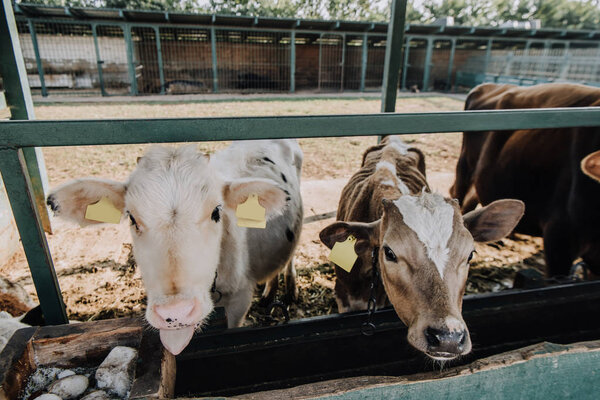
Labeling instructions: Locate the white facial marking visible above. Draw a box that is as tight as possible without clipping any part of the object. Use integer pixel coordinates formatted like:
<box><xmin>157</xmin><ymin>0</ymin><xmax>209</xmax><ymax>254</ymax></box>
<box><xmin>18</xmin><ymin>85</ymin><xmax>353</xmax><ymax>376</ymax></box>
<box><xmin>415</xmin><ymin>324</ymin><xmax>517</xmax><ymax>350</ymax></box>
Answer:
<box><xmin>393</xmin><ymin>193</ymin><xmax>455</xmax><ymax>278</ymax></box>
<box><xmin>376</xmin><ymin>161</ymin><xmax>410</xmax><ymax>194</ymax></box>
<box><xmin>380</xmin><ymin>179</ymin><xmax>397</xmax><ymax>187</ymax></box>
<box><xmin>387</xmin><ymin>136</ymin><xmax>410</xmax><ymax>155</ymax></box>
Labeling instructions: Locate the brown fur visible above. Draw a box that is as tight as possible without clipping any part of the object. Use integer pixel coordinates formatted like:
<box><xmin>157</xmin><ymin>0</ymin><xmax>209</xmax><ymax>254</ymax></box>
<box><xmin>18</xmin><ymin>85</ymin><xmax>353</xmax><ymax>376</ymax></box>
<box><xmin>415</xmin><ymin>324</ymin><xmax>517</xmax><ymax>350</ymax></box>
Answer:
<box><xmin>333</xmin><ymin>137</ymin><xmax>429</xmax><ymax>311</ymax></box>
<box><xmin>451</xmin><ymin>83</ymin><xmax>600</xmax><ymax>276</ymax></box>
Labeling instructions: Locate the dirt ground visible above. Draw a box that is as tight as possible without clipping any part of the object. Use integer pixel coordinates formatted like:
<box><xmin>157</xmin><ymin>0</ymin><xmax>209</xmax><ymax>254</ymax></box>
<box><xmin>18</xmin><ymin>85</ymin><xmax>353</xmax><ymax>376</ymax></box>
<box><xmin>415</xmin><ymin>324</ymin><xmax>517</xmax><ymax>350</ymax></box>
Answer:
<box><xmin>0</xmin><ymin>96</ymin><xmax>545</xmax><ymax>325</ymax></box>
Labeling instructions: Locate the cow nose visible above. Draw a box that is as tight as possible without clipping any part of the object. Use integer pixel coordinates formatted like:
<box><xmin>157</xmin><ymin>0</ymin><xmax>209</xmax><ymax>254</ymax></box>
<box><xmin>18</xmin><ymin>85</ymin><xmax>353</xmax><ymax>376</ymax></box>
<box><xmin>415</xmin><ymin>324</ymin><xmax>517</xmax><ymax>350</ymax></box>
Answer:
<box><xmin>424</xmin><ymin>327</ymin><xmax>466</xmax><ymax>354</ymax></box>
<box><xmin>154</xmin><ymin>299</ymin><xmax>196</xmax><ymax>328</ymax></box>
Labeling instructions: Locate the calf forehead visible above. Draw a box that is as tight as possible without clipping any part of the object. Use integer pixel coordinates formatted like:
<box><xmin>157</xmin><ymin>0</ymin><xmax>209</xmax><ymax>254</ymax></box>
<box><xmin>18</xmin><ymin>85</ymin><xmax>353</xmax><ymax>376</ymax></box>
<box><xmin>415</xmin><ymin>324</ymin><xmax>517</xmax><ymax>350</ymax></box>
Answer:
<box><xmin>388</xmin><ymin>193</ymin><xmax>466</xmax><ymax>277</ymax></box>
<box><xmin>127</xmin><ymin>146</ymin><xmax>218</xmax><ymax>216</ymax></box>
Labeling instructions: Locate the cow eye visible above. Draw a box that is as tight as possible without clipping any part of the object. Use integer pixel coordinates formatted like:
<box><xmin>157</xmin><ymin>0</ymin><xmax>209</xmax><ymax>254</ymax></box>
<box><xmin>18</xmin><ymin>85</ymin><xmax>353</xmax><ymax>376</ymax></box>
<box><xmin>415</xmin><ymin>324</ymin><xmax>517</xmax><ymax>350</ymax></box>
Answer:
<box><xmin>128</xmin><ymin>212</ymin><xmax>139</xmax><ymax>230</ymax></box>
<box><xmin>467</xmin><ymin>250</ymin><xmax>475</xmax><ymax>263</ymax></box>
<box><xmin>383</xmin><ymin>245</ymin><xmax>397</xmax><ymax>263</ymax></box>
<box><xmin>211</xmin><ymin>205</ymin><xmax>222</xmax><ymax>223</ymax></box>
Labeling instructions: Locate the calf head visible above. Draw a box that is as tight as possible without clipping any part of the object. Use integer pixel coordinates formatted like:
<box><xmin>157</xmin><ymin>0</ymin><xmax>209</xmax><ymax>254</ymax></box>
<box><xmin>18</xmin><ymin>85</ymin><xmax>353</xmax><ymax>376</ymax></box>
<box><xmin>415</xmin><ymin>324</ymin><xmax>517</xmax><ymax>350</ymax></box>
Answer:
<box><xmin>321</xmin><ymin>193</ymin><xmax>524</xmax><ymax>360</ymax></box>
<box><xmin>46</xmin><ymin>146</ymin><xmax>288</xmax><ymax>355</ymax></box>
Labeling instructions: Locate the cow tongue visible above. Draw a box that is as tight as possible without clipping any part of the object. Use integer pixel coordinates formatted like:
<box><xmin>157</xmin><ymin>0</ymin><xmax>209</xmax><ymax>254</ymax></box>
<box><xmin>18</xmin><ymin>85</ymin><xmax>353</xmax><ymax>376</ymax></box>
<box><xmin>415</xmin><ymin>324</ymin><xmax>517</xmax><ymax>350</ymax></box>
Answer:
<box><xmin>160</xmin><ymin>326</ymin><xmax>195</xmax><ymax>355</ymax></box>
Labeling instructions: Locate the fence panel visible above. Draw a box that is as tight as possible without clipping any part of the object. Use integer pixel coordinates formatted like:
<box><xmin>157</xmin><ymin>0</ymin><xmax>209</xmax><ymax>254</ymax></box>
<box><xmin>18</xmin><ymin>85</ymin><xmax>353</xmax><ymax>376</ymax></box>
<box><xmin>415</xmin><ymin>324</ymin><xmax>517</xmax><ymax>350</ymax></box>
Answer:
<box><xmin>131</xmin><ymin>26</ymin><xmax>162</xmax><ymax>94</ymax></box>
<box><xmin>95</xmin><ymin>25</ymin><xmax>129</xmax><ymax>95</ymax></box>
<box><xmin>215</xmin><ymin>29</ymin><xmax>290</xmax><ymax>92</ymax></box>
<box><xmin>318</xmin><ymin>34</ymin><xmax>344</xmax><ymax>91</ymax></box>
<box><xmin>159</xmin><ymin>26</ymin><xmax>213</xmax><ymax>94</ymax></box>
<box><xmin>365</xmin><ymin>36</ymin><xmax>386</xmax><ymax>91</ymax></box>
<box><xmin>18</xmin><ymin>21</ymin><xmax>100</xmax><ymax>96</ymax></box>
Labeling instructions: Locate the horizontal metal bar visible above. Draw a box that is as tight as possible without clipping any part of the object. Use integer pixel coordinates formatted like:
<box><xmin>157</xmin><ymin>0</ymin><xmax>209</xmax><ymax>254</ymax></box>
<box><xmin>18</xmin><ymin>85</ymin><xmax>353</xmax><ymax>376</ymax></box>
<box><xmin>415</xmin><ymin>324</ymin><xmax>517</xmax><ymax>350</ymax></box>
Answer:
<box><xmin>1</xmin><ymin>107</ymin><xmax>599</xmax><ymax>147</ymax></box>
<box><xmin>17</xmin><ymin>16</ymin><xmax>389</xmax><ymax>38</ymax></box>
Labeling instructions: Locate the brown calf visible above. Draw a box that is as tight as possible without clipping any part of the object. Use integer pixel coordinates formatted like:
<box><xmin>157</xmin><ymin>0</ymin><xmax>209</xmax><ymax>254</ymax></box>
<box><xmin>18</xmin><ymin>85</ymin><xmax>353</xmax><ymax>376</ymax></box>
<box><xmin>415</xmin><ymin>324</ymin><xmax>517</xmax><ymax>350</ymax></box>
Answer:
<box><xmin>320</xmin><ymin>137</ymin><xmax>524</xmax><ymax>360</ymax></box>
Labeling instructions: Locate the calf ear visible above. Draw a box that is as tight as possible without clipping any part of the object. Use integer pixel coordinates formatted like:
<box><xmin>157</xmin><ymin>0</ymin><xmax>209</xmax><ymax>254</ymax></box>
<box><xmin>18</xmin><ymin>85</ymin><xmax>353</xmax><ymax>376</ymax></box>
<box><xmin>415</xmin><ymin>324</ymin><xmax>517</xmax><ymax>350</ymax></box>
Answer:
<box><xmin>463</xmin><ymin>199</ymin><xmax>525</xmax><ymax>242</ymax></box>
<box><xmin>319</xmin><ymin>220</ymin><xmax>380</xmax><ymax>256</ymax></box>
<box><xmin>223</xmin><ymin>178</ymin><xmax>288</xmax><ymax>219</ymax></box>
<box><xmin>581</xmin><ymin>150</ymin><xmax>600</xmax><ymax>183</ymax></box>
<box><xmin>46</xmin><ymin>178</ymin><xmax>126</xmax><ymax>226</ymax></box>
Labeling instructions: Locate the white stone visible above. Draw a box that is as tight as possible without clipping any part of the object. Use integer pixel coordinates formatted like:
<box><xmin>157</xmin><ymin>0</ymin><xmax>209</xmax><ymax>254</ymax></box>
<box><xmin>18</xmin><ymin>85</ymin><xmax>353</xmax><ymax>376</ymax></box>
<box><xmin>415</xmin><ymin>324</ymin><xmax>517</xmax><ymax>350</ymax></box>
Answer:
<box><xmin>95</xmin><ymin>346</ymin><xmax>138</xmax><ymax>398</ymax></box>
<box><xmin>81</xmin><ymin>390</ymin><xmax>112</xmax><ymax>400</ymax></box>
<box><xmin>57</xmin><ymin>370</ymin><xmax>76</xmax><ymax>379</ymax></box>
<box><xmin>33</xmin><ymin>394</ymin><xmax>62</xmax><ymax>400</ymax></box>
<box><xmin>47</xmin><ymin>374</ymin><xmax>89</xmax><ymax>399</ymax></box>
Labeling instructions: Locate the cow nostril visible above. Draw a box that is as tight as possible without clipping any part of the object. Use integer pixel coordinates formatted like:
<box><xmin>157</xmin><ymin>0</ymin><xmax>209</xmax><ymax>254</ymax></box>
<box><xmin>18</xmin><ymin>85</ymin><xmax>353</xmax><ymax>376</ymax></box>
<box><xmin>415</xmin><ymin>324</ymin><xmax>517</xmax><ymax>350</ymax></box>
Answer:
<box><xmin>425</xmin><ymin>327</ymin><xmax>441</xmax><ymax>347</ymax></box>
<box><xmin>459</xmin><ymin>330</ymin><xmax>466</xmax><ymax>345</ymax></box>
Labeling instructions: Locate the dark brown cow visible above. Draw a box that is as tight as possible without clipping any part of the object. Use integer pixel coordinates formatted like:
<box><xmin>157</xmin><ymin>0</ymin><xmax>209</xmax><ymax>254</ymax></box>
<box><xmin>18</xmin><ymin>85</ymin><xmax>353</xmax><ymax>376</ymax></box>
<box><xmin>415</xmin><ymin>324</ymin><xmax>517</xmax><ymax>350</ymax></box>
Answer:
<box><xmin>451</xmin><ymin>83</ymin><xmax>600</xmax><ymax>277</ymax></box>
<box><xmin>320</xmin><ymin>136</ymin><xmax>524</xmax><ymax>360</ymax></box>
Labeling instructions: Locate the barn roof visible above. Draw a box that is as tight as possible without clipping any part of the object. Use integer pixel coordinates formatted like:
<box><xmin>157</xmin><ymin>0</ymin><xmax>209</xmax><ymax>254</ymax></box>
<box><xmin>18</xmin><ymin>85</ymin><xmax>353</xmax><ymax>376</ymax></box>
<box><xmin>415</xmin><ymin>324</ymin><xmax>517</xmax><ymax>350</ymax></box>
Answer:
<box><xmin>13</xmin><ymin>2</ymin><xmax>600</xmax><ymax>41</ymax></box>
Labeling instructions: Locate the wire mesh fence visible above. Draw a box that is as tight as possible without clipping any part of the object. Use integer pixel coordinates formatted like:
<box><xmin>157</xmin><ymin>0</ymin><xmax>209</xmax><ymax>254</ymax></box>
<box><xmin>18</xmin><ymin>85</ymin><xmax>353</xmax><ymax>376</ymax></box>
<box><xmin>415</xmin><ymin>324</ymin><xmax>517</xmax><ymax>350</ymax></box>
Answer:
<box><xmin>13</xmin><ymin>15</ymin><xmax>600</xmax><ymax>96</ymax></box>
<box><xmin>18</xmin><ymin>21</ymin><xmax>100</xmax><ymax>96</ymax></box>
<box><xmin>160</xmin><ymin>27</ymin><xmax>213</xmax><ymax>94</ymax></box>
<box><xmin>216</xmin><ymin>29</ymin><xmax>291</xmax><ymax>92</ymax></box>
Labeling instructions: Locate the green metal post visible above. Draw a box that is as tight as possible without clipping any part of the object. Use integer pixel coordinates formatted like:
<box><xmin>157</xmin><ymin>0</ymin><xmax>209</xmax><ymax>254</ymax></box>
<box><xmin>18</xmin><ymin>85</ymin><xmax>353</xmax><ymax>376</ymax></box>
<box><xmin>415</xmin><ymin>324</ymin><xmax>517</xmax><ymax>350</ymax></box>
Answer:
<box><xmin>381</xmin><ymin>0</ymin><xmax>408</xmax><ymax>112</ymax></box>
<box><xmin>92</xmin><ymin>24</ymin><xmax>108</xmax><ymax>96</ymax></box>
<box><xmin>558</xmin><ymin>42</ymin><xmax>570</xmax><ymax>80</ymax></box>
<box><xmin>290</xmin><ymin>30</ymin><xmax>295</xmax><ymax>93</ymax></box>
<box><xmin>0</xmin><ymin>148</ymin><xmax>67</xmax><ymax>325</ymax></box>
<box><xmin>422</xmin><ymin>37</ymin><xmax>433</xmax><ymax>91</ymax></box>
<box><xmin>340</xmin><ymin>33</ymin><xmax>346</xmax><ymax>92</ymax></box>
<box><xmin>483</xmin><ymin>38</ymin><xmax>493</xmax><ymax>74</ymax></box>
<box><xmin>360</xmin><ymin>34</ymin><xmax>368</xmax><ymax>92</ymax></box>
<box><xmin>27</xmin><ymin>19</ymin><xmax>47</xmax><ymax>97</ymax></box>
<box><xmin>503</xmin><ymin>51</ymin><xmax>514</xmax><ymax>75</ymax></box>
<box><xmin>0</xmin><ymin>0</ymin><xmax>52</xmax><ymax>235</ymax></box>
<box><xmin>446</xmin><ymin>38</ymin><xmax>456</xmax><ymax>91</ymax></box>
<box><xmin>593</xmin><ymin>44</ymin><xmax>600</xmax><ymax>81</ymax></box>
<box><xmin>401</xmin><ymin>36</ymin><xmax>411</xmax><ymax>90</ymax></box>
<box><xmin>318</xmin><ymin>33</ymin><xmax>323</xmax><ymax>91</ymax></box>
<box><xmin>210</xmin><ymin>26</ymin><xmax>218</xmax><ymax>93</ymax></box>
<box><xmin>154</xmin><ymin>27</ymin><xmax>165</xmax><ymax>95</ymax></box>
<box><xmin>123</xmin><ymin>25</ymin><xmax>138</xmax><ymax>95</ymax></box>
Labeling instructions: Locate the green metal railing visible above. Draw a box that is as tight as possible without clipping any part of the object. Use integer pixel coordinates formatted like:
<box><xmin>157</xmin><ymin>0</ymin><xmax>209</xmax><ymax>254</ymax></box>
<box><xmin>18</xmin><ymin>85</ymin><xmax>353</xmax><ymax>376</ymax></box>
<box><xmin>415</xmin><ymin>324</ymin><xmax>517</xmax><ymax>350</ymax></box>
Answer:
<box><xmin>2</xmin><ymin>0</ymin><xmax>600</xmax><ymax>325</ymax></box>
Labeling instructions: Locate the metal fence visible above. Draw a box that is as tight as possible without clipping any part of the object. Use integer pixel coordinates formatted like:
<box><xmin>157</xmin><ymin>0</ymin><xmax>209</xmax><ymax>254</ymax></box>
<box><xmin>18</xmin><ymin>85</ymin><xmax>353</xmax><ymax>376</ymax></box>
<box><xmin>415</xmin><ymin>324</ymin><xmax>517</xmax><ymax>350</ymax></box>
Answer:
<box><xmin>13</xmin><ymin>8</ymin><xmax>600</xmax><ymax>97</ymax></box>
<box><xmin>15</xmin><ymin>17</ymin><xmax>390</xmax><ymax>96</ymax></box>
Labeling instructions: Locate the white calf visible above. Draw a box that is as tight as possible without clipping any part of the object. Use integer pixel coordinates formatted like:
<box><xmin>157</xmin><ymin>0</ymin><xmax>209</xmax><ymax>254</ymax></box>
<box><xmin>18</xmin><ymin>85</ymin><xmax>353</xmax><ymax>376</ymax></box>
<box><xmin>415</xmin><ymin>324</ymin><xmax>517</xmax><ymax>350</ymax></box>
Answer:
<box><xmin>47</xmin><ymin>140</ymin><xmax>303</xmax><ymax>355</ymax></box>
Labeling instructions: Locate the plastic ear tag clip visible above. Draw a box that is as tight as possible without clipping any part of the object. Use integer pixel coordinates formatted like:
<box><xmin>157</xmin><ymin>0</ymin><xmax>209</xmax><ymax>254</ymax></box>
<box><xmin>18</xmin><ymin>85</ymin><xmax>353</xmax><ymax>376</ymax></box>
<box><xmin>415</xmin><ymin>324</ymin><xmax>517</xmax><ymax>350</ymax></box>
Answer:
<box><xmin>236</xmin><ymin>193</ymin><xmax>266</xmax><ymax>229</ymax></box>
<box><xmin>85</xmin><ymin>197</ymin><xmax>122</xmax><ymax>224</ymax></box>
<box><xmin>329</xmin><ymin>235</ymin><xmax>358</xmax><ymax>273</ymax></box>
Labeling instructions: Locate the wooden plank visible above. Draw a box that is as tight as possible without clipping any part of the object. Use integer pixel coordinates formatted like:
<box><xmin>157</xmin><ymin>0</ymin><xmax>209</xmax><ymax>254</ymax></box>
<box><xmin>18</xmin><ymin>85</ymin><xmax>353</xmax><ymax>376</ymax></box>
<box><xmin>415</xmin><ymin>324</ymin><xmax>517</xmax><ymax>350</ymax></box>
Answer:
<box><xmin>1</xmin><ymin>107</ymin><xmax>600</xmax><ymax>148</ymax></box>
<box><xmin>241</xmin><ymin>341</ymin><xmax>600</xmax><ymax>400</ymax></box>
<box><xmin>0</xmin><ymin>326</ymin><xmax>37</xmax><ymax>400</ymax></box>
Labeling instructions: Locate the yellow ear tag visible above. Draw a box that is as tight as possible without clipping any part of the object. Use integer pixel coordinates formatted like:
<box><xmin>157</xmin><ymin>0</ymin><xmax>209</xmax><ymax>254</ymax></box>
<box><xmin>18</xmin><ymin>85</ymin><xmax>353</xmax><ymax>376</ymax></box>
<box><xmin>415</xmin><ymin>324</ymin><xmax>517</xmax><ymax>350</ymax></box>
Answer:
<box><xmin>328</xmin><ymin>235</ymin><xmax>358</xmax><ymax>273</ymax></box>
<box><xmin>236</xmin><ymin>193</ymin><xmax>266</xmax><ymax>229</ymax></box>
<box><xmin>85</xmin><ymin>197</ymin><xmax>122</xmax><ymax>224</ymax></box>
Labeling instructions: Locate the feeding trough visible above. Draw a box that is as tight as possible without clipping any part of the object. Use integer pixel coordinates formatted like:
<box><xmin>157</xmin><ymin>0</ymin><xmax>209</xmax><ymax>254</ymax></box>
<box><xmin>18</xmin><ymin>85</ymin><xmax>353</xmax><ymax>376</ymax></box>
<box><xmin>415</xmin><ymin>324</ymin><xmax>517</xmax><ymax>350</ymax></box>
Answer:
<box><xmin>0</xmin><ymin>318</ymin><xmax>174</xmax><ymax>400</ymax></box>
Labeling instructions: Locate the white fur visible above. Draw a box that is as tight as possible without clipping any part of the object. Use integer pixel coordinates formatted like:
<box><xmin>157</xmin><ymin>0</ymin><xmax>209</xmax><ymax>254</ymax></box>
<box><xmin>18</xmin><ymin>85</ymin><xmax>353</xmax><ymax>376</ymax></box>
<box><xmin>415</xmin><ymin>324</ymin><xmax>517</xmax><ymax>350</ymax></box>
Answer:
<box><xmin>376</xmin><ymin>161</ymin><xmax>410</xmax><ymax>195</ymax></box>
<box><xmin>388</xmin><ymin>136</ymin><xmax>410</xmax><ymax>155</ymax></box>
<box><xmin>393</xmin><ymin>193</ymin><xmax>455</xmax><ymax>278</ymax></box>
<box><xmin>380</xmin><ymin>179</ymin><xmax>397</xmax><ymax>187</ymax></box>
